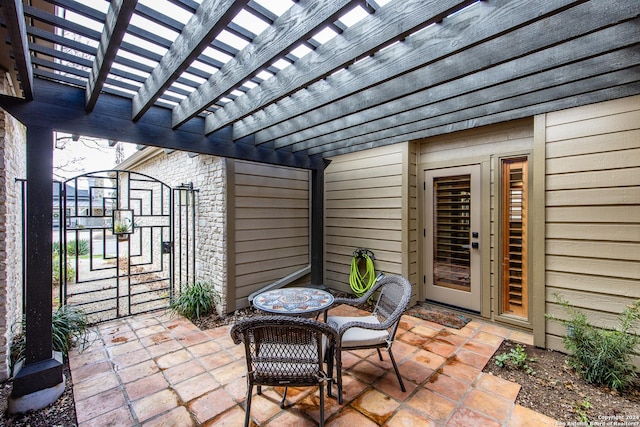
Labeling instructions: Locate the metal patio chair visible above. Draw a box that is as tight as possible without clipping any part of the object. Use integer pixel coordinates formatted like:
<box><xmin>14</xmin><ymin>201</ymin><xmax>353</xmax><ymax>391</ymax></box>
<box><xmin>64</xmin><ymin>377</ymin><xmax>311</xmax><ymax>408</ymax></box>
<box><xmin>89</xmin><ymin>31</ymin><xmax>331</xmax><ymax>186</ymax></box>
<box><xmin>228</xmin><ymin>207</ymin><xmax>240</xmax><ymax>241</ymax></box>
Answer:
<box><xmin>230</xmin><ymin>315</ymin><xmax>339</xmax><ymax>427</ymax></box>
<box><xmin>325</xmin><ymin>274</ymin><xmax>412</xmax><ymax>404</ymax></box>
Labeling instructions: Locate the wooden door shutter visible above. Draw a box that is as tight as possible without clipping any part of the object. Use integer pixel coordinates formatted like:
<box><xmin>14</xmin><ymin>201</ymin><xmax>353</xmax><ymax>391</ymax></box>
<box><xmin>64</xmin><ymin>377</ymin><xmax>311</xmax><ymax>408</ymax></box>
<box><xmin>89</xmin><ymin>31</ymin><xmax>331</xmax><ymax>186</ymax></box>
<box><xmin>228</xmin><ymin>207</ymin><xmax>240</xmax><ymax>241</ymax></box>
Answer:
<box><xmin>433</xmin><ymin>174</ymin><xmax>471</xmax><ymax>291</ymax></box>
<box><xmin>501</xmin><ymin>158</ymin><xmax>528</xmax><ymax>318</ymax></box>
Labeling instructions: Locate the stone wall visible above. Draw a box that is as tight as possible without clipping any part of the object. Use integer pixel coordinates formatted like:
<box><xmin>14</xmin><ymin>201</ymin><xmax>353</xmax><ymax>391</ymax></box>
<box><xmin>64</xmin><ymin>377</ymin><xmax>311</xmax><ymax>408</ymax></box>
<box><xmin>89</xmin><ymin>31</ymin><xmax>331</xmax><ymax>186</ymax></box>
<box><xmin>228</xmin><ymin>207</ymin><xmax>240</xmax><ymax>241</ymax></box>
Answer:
<box><xmin>125</xmin><ymin>151</ymin><xmax>228</xmax><ymax>312</ymax></box>
<box><xmin>0</xmin><ymin>73</ymin><xmax>26</xmax><ymax>380</ymax></box>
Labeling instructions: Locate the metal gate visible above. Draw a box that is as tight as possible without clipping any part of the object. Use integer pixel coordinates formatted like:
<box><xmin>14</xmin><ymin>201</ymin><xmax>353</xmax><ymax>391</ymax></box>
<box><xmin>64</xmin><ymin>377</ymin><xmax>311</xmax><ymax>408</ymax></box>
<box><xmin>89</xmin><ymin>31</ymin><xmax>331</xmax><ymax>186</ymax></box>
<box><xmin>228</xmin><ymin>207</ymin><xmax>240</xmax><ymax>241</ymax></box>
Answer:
<box><xmin>56</xmin><ymin>170</ymin><xmax>197</xmax><ymax>323</ymax></box>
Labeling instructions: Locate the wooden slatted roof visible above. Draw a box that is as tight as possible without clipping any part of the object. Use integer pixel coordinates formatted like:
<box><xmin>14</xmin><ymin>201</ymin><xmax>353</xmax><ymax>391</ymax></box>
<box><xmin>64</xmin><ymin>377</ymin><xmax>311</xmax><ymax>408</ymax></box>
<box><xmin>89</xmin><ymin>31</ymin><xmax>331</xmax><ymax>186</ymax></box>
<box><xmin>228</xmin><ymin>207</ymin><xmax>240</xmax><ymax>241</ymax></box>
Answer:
<box><xmin>0</xmin><ymin>0</ymin><xmax>638</xmax><ymax>169</ymax></box>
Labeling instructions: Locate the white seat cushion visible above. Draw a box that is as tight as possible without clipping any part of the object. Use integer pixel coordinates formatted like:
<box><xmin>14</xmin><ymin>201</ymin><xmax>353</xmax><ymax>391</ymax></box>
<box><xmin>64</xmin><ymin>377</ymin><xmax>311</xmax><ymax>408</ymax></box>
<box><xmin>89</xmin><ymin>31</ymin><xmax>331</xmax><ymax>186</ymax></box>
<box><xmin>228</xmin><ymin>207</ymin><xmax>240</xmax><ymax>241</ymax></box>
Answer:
<box><xmin>327</xmin><ymin>315</ymin><xmax>389</xmax><ymax>348</ymax></box>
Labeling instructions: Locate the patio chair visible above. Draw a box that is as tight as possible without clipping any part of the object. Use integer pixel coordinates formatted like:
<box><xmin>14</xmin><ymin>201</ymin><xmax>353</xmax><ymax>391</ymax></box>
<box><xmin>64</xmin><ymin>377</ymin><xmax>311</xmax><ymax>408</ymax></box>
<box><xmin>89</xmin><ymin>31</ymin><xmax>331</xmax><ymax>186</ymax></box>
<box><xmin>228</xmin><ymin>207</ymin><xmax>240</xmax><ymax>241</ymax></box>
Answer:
<box><xmin>230</xmin><ymin>315</ymin><xmax>339</xmax><ymax>427</ymax></box>
<box><xmin>325</xmin><ymin>274</ymin><xmax>412</xmax><ymax>403</ymax></box>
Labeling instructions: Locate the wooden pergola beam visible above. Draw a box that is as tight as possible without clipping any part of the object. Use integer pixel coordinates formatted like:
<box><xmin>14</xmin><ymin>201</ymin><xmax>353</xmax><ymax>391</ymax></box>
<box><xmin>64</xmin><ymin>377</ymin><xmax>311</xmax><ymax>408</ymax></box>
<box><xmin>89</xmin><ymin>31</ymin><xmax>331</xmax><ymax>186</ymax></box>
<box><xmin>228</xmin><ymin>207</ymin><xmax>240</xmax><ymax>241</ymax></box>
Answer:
<box><xmin>2</xmin><ymin>0</ymin><xmax>637</xmax><ymax>161</ymax></box>
<box><xmin>25</xmin><ymin>2</ymin><xmax>228</xmax><ymax>77</ymax></box>
<box><xmin>0</xmin><ymin>79</ymin><xmax>324</xmax><ymax>170</ymax></box>
<box><xmin>25</xmin><ymin>21</ymin><xmax>215</xmax><ymax>86</ymax></box>
<box><xmin>172</xmin><ymin>0</ymin><xmax>356</xmax><ymax>129</ymax></box>
<box><xmin>244</xmin><ymin>0</ymin><xmax>588</xmax><ymax>144</ymax></box>
<box><xmin>131</xmin><ymin>0</ymin><xmax>249</xmax><ymax>121</ymax></box>
<box><xmin>24</xmin><ymin>4</ymin><xmax>102</xmax><ymax>42</ymax></box>
<box><xmin>277</xmin><ymin>4</ymin><xmax>640</xmax><ymax>152</ymax></box>
<box><xmin>0</xmin><ymin>0</ymin><xmax>34</xmax><ymax>99</ymax></box>
<box><xmin>322</xmin><ymin>80</ymin><xmax>640</xmax><ymax>158</ymax></box>
<box><xmin>312</xmin><ymin>57</ymin><xmax>640</xmax><ymax>154</ymax></box>
<box><xmin>204</xmin><ymin>0</ymin><xmax>474</xmax><ymax>135</ymax></box>
<box><xmin>299</xmin><ymin>38</ymin><xmax>639</xmax><ymax>154</ymax></box>
<box><xmin>85</xmin><ymin>0</ymin><xmax>137</xmax><ymax>112</ymax></box>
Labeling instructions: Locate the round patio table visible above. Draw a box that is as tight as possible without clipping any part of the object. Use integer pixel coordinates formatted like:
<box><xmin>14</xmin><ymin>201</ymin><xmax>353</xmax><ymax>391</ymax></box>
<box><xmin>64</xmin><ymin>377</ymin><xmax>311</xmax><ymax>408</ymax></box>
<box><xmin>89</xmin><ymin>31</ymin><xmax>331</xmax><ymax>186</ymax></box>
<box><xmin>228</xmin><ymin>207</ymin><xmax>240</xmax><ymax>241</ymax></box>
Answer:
<box><xmin>252</xmin><ymin>287</ymin><xmax>334</xmax><ymax>316</ymax></box>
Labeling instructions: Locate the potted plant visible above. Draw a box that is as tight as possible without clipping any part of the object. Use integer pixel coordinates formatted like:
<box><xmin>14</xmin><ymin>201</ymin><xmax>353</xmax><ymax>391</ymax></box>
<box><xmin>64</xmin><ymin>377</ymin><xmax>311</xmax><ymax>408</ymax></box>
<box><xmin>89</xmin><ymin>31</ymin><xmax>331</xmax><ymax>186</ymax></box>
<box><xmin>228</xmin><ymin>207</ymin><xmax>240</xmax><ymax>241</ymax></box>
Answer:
<box><xmin>113</xmin><ymin>218</ymin><xmax>132</xmax><ymax>241</ymax></box>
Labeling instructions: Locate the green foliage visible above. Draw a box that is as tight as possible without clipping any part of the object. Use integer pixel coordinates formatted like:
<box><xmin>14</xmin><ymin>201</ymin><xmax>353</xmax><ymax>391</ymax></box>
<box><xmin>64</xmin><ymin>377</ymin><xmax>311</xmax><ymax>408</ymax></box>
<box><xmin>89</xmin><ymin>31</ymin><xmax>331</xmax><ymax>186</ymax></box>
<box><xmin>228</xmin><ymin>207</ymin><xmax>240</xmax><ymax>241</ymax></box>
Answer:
<box><xmin>66</xmin><ymin>239</ymin><xmax>90</xmax><ymax>257</ymax></box>
<box><xmin>574</xmin><ymin>397</ymin><xmax>592</xmax><ymax>423</ymax></box>
<box><xmin>52</xmin><ymin>254</ymin><xmax>75</xmax><ymax>285</ymax></box>
<box><xmin>114</xmin><ymin>222</ymin><xmax>130</xmax><ymax>233</ymax></box>
<box><xmin>495</xmin><ymin>344</ymin><xmax>536</xmax><ymax>375</ymax></box>
<box><xmin>547</xmin><ymin>294</ymin><xmax>640</xmax><ymax>391</ymax></box>
<box><xmin>170</xmin><ymin>282</ymin><xmax>221</xmax><ymax>320</ymax></box>
<box><xmin>52</xmin><ymin>239</ymin><xmax>87</xmax><ymax>285</ymax></box>
<box><xmin>53</xmin><ymin>239</ymin><xmax>90</xmax><ymax>258</ymax></box>
<box><xmin>52</xmin><ymin>241</ymin><xmax>61</xmax><ymax>256</ymax></box>
<box><xmin>10</xmin><ymin>305</ymin><xmax>90</xmax><ymax>376</ymax></box>
<box><xmin>51</xmin><ymin>305</ymin><xmax>91</xmax><ymax>355</ymax></box>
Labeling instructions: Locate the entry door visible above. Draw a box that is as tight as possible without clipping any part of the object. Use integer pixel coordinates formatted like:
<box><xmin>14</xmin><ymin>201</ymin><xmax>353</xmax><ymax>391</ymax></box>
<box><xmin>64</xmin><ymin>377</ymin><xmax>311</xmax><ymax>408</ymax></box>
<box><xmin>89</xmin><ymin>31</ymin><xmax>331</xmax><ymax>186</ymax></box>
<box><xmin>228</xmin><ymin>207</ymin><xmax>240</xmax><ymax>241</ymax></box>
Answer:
<box><xmin>424</xmin><ymin>165</ymin><xmax>481</xmax><ymax>312</ymax></box>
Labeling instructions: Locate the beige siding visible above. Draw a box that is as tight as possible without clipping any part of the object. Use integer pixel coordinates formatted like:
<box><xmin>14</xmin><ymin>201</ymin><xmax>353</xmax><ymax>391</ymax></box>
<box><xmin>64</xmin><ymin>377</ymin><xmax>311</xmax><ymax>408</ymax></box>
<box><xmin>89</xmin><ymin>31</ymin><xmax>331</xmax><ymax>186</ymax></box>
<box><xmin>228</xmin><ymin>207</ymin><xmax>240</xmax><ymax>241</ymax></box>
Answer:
<box><xmin>407</xmin><ymin>143</ymin><xmax>419</xmax><ymax>290</ymax></box>
<box><xmin>418</xmin><ymin>119</ymin><xmax>534</xmax><ymax>164</ymax></box>
<box><xmin>543</xmin><ymin>95</ymin><xmax>640</xmax><ymax>353</ymax></box>
<box><xmin>324</xmin><ymin>144</ymin><xmax>414</xmax><ymax>298</ymax></box>
<box><xmin>229</xmin><ymin>160</ymin><xmax>310</xmax><ymax>310</ymax></box>
<box><xmin>417</xmin><ymin>119</ymin><xmax>534</xmax><ymax>322</ymax></box>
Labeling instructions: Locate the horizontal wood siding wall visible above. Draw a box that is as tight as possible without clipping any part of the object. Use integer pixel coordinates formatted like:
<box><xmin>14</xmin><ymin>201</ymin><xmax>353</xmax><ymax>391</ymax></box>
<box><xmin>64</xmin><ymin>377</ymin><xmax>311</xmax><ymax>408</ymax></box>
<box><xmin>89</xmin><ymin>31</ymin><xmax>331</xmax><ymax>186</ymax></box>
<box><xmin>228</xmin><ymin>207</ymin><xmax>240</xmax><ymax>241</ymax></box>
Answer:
<box><xmin>407</xmin><ymin>143</ymin><xmax>418</xmax><ymax>289</ymax></box>
<box><xmin>325</xmin><ymin>144</ymin><xmax>409</xmax><ymax>295</ymax></box>
<box><xmin>230</xmin><ymin>160</ymin><xmax>310</xmax><ymax>310</ymax></box>
<box><xmin>418</xmin><ymin>119</ymin><xmax>534</xmax><ymax>164</ymax></box>
<box><xmin>544</xmin><ymin>95</ymin><xmax>640</xmax><ymax>355</ymax></box>
<box><xmin>418</xmin><ymin>118</ymin><xmax>534</xmax><ymax>319</ymax></box>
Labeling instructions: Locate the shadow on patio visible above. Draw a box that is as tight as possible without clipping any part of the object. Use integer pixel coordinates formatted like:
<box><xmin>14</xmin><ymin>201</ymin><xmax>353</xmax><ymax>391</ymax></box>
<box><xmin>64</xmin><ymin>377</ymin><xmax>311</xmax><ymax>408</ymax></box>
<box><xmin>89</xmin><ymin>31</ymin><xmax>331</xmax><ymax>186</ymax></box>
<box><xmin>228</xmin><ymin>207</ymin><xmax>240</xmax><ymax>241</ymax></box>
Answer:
<box><xmin>69</xmin><ymin>305</ymin><xmax>557</xmax><ymax>426</ymax></box>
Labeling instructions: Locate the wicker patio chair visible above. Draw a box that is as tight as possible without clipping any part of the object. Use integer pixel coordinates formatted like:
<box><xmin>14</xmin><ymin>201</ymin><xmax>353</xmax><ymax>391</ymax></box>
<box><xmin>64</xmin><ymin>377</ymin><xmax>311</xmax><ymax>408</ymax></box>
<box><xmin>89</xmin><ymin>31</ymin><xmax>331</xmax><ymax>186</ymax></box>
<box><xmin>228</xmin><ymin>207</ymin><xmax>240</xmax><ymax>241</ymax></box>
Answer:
<box><xmin>230</xmin><ymin>315</ymin><xmax>339</xmax><ymax>427</ymax></box>
<box><xmin>324</xmin><ymin>274</ymin><xmax>412</xmax><ymax>404</ymax></box>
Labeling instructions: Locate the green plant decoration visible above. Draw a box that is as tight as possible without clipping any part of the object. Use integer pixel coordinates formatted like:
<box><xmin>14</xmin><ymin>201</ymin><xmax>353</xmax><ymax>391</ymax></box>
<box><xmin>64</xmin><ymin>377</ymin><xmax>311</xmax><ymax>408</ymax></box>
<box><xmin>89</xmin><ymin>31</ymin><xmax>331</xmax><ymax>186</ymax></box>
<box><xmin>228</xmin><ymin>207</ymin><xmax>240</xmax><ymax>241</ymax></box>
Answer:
<box><xmin>574</xmin><ymin>397</ymin><xmax>592</xmax><ymax>423</ymax></box>
<box><xmin>494</xmin><ymin>343</ymin><xmax>536</xmax><ymax>375</ymax></box>
<box><xmin>114</xmin><ymin>220</ymin><xmax>131</xmax><ymax>234</ymax></box>
<box><xmin>66</xmin><ymin>239</ymin><xmax>90</xmax><ymax>256</ymax></box>
<box><xmin>52</xmin><ymin>254</ymin><xmax>75</xmax><ymax>286</ymax></box>
<box><xmin>10</xmin><ymin>305</ymin><xmax>91</xmax><ymax>376</ymax></box>
<box><xmin>546</xmin><ymin>294</ymin><xmax>640</xmax><ymax>391</ymax></box>
<box><xmin>170</xmin><ymin>282</ymin><xmax>221</xmax><ymax>321</ymax></box>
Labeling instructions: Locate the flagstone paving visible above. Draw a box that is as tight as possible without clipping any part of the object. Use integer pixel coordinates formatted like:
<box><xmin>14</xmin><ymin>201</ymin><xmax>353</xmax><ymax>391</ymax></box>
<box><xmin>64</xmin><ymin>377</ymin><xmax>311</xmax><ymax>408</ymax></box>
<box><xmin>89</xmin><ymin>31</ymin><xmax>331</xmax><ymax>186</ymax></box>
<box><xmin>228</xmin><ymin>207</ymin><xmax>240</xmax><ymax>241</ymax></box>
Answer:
<box><xmin>69</xmin><ymin>305</ymin><xmax>558</xmax><ymax>426</ymax></box>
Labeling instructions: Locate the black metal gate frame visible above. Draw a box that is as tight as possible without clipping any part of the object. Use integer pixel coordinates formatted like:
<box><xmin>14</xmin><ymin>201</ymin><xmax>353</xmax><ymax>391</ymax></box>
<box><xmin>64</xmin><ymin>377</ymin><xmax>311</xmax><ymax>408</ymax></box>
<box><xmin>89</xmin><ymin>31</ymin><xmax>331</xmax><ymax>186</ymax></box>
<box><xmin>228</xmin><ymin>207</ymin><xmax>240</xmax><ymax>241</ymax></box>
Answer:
<box><xmin>48</xmin><ymin>170</ymin><xmax>198</xmax><ymax>323</ymax></box>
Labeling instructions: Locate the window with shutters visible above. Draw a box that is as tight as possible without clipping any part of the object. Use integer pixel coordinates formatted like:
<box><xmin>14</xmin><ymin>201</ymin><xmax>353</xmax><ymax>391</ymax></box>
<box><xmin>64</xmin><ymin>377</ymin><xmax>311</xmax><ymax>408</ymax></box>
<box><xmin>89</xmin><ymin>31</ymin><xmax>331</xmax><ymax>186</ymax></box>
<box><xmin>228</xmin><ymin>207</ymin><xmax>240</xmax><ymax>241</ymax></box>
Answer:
<box><xmin>501</xmin><ymin>158</ymin><xmax>528</xmax><ymax>318</ymax></box>
<box><xmin>433</xmin><ymin>175</ymin><xmax>471</xmax><ymax>292</ymax></box>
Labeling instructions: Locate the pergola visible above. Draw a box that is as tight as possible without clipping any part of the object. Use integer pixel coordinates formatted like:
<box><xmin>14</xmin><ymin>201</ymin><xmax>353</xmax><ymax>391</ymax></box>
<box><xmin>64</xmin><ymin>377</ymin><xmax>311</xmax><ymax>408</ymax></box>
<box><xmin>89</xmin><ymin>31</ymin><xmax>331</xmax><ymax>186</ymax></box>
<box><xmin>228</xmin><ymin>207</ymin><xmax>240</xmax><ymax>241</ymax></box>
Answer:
<box><xmin>0</xmin><ymin>0</ymin><xmax>638</xmax><ymax>399</ymax></box>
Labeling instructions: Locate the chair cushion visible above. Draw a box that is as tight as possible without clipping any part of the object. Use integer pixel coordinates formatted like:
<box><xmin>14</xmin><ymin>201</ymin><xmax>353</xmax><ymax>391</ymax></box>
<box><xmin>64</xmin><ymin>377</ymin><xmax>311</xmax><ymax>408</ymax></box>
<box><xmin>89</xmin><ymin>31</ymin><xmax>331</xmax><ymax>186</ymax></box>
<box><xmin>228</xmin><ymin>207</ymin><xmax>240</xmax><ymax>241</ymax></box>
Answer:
<box><xmin>327</xmin><ymin>315</ymin><xmax>389</xmax><ymax>347</ymax></box>
<box><xmin>254</xmin><ymin>343</ymin><xmax>323</xmax><ymax>381</ymax></box>
<box><xmin>254</xmin><ymin>361</ymin><xmax>319</xmax><ymax>379</ymax></box>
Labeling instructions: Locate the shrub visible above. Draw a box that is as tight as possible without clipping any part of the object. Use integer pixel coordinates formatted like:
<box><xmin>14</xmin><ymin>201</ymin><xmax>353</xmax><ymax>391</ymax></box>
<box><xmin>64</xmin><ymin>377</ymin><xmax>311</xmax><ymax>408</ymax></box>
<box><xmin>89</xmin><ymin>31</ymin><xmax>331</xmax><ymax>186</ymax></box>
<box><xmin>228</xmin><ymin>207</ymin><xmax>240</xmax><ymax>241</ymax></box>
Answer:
<box><xmin>547</xmin><ymin>294</ymin><xmax>640</xmax><ymax>391</ymax></box>
<box><xmin>52</xmin><ymin>254</ymin><xmax>76</xmax><ymax>285</ymax></box>
<box><xmin>66</xmin><ymin>239</ymin><xmax>90</xmax><ymax>257</ymax></box>
<box><xmin>170</xmin><ymin>282</ymin><xmax>221</xmax><ymax>320</ymax></box>
<box><xmin>52</xmin><ymin>241</ymin><xmax>61</xmax><ymax>256</ymax></box>
<box><xmin>52</xmin><ymin>240</ymin><xmax>86</xmax><ymax>286</ymax></box>
<box><xmin>53</xmin><ymin>239</ymin><xmax>90</xmax><ymax>257</ymax></box>
<box><xmin>51</xmin><ymin>305</ymin><xmax>91</xmax><ymax>355</ymax></box>
<box><xmin>10</xmin><ymin>305</ymin><xmax>90</xmax><ymax>376</ymax></box>
<box><xmin>494</xmin><ymin>343</ymin><xmax>536</xmax><ymax>375</ymax></box>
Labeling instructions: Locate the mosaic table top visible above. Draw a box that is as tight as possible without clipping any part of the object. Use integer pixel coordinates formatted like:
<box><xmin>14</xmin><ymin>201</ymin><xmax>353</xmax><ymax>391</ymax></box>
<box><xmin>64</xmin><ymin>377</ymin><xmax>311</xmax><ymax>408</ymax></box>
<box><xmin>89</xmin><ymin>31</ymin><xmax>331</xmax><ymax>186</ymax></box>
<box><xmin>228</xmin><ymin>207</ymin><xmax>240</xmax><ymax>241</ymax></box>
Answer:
<box><xmin>252</xmin><ymin>287</ymin><xmax>334</xmax><ymax>315</ymax></box>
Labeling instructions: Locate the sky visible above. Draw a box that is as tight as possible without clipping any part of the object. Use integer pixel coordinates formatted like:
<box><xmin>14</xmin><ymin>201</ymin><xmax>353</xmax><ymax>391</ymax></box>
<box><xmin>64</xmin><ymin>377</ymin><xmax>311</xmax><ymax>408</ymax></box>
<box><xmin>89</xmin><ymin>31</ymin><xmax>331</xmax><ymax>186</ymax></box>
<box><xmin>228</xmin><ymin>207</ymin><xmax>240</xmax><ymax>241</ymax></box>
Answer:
<box><xmin>53</xmin><ymin>132</ymin><xmax>138</xmax><ymax>180</ymax></box>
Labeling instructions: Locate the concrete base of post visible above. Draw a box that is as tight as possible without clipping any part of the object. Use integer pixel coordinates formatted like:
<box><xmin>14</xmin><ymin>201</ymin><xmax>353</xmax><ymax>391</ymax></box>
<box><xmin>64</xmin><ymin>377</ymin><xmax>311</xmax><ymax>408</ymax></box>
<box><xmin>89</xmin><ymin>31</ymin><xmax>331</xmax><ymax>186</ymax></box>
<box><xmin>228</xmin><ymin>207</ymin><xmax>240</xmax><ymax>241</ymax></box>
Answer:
<box><xmin>8</xmin><ymin>374</ymin><xmax>65</xmax><ymax>414</ymax></box>
<box><xmin>8</xmin><ymin>351</ymin><xmax>65</xmax><ymax>413</ymax></box>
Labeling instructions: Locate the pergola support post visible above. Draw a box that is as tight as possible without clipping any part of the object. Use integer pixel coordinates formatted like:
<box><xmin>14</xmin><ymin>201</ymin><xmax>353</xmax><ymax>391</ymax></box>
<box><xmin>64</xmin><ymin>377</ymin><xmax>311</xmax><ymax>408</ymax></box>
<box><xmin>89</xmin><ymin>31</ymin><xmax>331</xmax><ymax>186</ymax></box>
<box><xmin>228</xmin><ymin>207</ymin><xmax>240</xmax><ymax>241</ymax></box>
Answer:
<box><xmin>310</xmin><ymin>160</ymin><xmax>328</xmax><ymax>286</ymax></box>
<box><xmin>9</xmin><ymin>125</ymin><xmax>63</xmax><ymax>412</ymax></box>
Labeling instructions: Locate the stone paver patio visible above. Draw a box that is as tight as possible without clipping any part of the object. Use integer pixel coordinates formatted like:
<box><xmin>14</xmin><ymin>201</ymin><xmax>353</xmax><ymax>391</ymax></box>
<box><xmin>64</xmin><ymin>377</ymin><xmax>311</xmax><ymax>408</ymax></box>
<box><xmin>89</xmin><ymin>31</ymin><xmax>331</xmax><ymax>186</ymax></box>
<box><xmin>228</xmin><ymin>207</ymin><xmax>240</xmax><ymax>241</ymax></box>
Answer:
<box><xmin>69</xmin><ymin>304</ymin><xmax>558</xmax><ymax>426</ymax></box>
